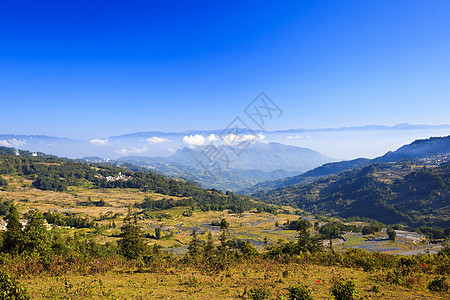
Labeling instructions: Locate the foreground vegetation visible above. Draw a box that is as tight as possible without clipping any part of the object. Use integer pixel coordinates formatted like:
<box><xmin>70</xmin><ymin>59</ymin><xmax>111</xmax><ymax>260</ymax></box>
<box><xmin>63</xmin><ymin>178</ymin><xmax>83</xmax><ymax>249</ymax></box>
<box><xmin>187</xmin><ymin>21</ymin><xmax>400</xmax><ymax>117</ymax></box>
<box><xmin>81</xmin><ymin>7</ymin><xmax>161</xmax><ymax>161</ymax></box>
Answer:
<box><xmin>0</xmin><ymin>201</ymin><xmax>448</xmax><ymax>299</ymax></box>
<box><xmin>14</xmin><ymin>257</ymin><xmax>449</xmax><ymax>299</ymax></box>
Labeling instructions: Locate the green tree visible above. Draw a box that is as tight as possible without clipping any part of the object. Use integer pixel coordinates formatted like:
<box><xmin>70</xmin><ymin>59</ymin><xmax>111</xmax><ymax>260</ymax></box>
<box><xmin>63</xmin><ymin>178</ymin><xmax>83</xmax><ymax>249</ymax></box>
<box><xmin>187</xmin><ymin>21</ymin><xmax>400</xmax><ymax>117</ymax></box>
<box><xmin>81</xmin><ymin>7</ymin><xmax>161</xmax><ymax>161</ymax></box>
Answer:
<box><xmin>218</xmin><ymin>228</ymin><xmax>229</xmax><ymax>256</ymax></box>
<box><xmin>155</xmin><ymin>227</ymin><xmax>161</xmax><ymax>240</ymax></box>
<box><xmin>220</xmin><ymin>218</ymin><xmax>229</xmax><ymax>230</ymax></box>
<box><xmin>287</xmin><ymin>284</ymin><xmax>313</xmax><ymax>300</ymax></box>
<box><xmin>297</xmin><ymin>219</ymin><xmax>322</xmax><ymax>253</ymax></box>
<box><xmin>187</xmin><ymin>229</ymin><xmax>203</xmax><ymax>259</ymax></box>
<box><xmin>118</xmin><ymin>210</ymin><xmax>147</xmax><ymax>260</ymax></box>
<box><xmin>0</xmin><ymin>200</ymin><xmax>12</xmax><ymax>216</ymax></box>
<box><xmin>320</xmin><ymin>222</ymin><xmax>342</xmax><ymax>251</ymax></box>
<box><xmin>330</xmin><ymin>276</ymin><xmax>358</xmax><ymax>300</ymax></box>
<box><xmin>0</xmin><ymin>271</ymin><xmax>30</xmax><ymax>300</ymax></box>
<box><xmin>2</xmin><ymin>204</ymin><xmax>24</xmax><ymax>255</ymax></box>
<box><xmin>0</xmin><ymin>176</ymin><xmax>7</xmax><ymax>187</ymax></box>
<box><xmin>361</xmin><ymin>226</ymin><xmax>376</xmax><ymax>235</ymax></box>
<box><xmin>203</xmin><ymin>232</ymin><xmax>215</xmax><ymax>257</ymax></box>
<box><xmin>387</xmin><ymin>228</ymin><xmax>396</xmax><ymax>241</ymax></box>
<box><xmin>320</xmin><ymin>222</ymin><xmax>341</xmax><ymax>240</ymax></box>
<box><xmin>241</xmin><ymin>242</ymin><xmax>258</xmax><ymax>257</ymax></box>
<box><xmin>23</xmin><ymin>210</ymin><xmax>51</xmax><ymax>255</ymax></box>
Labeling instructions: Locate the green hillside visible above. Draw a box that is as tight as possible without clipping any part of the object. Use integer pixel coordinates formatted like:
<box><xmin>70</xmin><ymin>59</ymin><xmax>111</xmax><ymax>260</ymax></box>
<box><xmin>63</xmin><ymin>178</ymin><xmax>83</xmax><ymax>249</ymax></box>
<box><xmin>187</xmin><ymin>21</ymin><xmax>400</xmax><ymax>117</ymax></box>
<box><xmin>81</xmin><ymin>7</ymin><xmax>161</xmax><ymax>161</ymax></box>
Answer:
<box><xmin>243</xmin><ymin>135</ymin><xmax>450</xmax><ymax>194</ymax></box>
<box><xmin>254</xmin><ymin>161</ymin><xmax>450</xmax><ymax>228</ymax></box>
<box><xmin>0</xmin><ymin>146</ymin><xmax>262</xmax><ymax>213</ymax></box>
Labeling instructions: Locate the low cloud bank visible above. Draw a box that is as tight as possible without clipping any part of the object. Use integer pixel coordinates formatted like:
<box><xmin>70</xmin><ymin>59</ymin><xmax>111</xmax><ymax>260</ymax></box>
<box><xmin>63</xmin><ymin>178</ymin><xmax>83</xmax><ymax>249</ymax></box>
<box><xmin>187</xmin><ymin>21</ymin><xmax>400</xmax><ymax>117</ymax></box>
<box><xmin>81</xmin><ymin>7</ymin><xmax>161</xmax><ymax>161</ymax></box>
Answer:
<box><xmin>147</xmin><ymin>137</ymin><xmax>169</xmax><ymax>144</ymax></box>
<box><xmin>0</xmin><ymin>138</ymin><xmax>27</xmax><ymax>147</ymax></box>
<box><xmin>90</xmin><ymin>139</ymin><xmax>108</xmax><ymax>145</ymax></box>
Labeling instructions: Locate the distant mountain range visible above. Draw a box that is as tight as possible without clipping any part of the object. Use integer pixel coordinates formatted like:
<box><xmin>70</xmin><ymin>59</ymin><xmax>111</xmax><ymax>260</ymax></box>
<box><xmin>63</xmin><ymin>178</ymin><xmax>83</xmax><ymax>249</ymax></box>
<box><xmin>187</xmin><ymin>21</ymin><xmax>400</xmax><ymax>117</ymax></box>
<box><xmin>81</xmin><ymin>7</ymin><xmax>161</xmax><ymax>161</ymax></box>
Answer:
<box><xmin>119</xmin><ymin>142</ymin><xmax>331</xmax><ymax>172</ymax></box>
<box><xmin>116</xmin><ymin>142</ymin><xmax>333</xmax><ymax>191</ymax></box>
<box><xmin>2</xmin><ymin>125</ymin><xmax>449</xmax><ymax>192</ymax></box>
<box><xmin>2</xmin><ymin>123</ymin><xmax>449</xmax><ymax>159</ymax></box>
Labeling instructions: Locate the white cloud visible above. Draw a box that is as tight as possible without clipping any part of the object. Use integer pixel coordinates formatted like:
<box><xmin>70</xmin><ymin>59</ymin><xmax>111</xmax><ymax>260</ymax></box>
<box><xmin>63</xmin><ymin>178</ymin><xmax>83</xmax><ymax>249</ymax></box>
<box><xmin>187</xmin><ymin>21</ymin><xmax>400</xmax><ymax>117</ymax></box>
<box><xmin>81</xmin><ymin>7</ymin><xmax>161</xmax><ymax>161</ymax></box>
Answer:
<box><xmin>116</xmin><ymin>146</ymin><xmax>149</xmax><ymax>156</ymax></box>
<box><xmin>0</xmin><ymin>139</ymin><xmax>27</xmax><ymax>147</ymax></box>
<box><xmin>183</xmin><ymin>134</ymin><xmax>206</xmax><ymax>147</ymax></box>
<box><xmin>146</xmin><ymin>137</ymin><xmax>169</xmax><ymax>144</ymax></box>
<box><xmin>222</xmin><ymin>133</ymin><xmax>266</xmax><ymax>145</ymax></box>
<box><xmin>183</xmin><ymin>133</ymin><xmax>264</xmax><ymax>148</ymax></box>
<box><xmin>286</xmin><ymin>135</ymin><xmax>311</xmax><ymax>139</ymax></box>
<box><xmin>90</xmin><ymin>139</ymin><xmax>108</xmax><ymax>145</ymax></box>
<box><xmin>205</xmin><ymin>134</ymin><xmax>217</xmax><ymax>143</ymax></box>
<box><xmin>286</xmin><ymin>135</ymin><xmax>303</xmax><ymax>139</ymax></box>
<box><xmin>168</xmin><ymin>147</ymin><xmax>176</xmax><ymax>153</ymax></box>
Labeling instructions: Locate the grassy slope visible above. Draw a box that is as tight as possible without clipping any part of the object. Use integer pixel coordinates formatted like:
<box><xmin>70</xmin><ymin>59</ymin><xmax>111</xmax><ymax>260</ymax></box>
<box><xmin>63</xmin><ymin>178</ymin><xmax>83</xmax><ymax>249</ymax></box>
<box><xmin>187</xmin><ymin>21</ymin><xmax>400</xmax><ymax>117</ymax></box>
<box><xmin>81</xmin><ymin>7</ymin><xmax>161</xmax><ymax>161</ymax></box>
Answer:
<box><xmin>20</xmin><ymin>261</ymin><xmax>444</xmax><ymax>299</ymax></box>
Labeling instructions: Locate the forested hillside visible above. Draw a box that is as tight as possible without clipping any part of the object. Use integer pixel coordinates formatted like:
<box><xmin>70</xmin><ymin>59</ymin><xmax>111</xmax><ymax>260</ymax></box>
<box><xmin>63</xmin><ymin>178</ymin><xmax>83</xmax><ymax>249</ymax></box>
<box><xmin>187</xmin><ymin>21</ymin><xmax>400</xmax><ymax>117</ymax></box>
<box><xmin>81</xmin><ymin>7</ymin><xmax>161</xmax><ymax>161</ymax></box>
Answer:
<box><xmin>243</xmin><ymin>135</ymin><xmax>450</xmax><ymax>194</ymax></box>
<box><xmin>375</xmin><ymin>135</ymin><xmax>450</xmax><ymax>162</ymax></box>
<box><xmin>0</xmin><ymin>146</ymin><xmax>262</xmax><ymax>213</ymax></box>
<box><xmin>241</xmin><ymin>158</ymin><xmax>371</xmax><ymax>194</ymax></box>
<box><xmin>254</xmin><ymin>161</ymin><xmax>450</xmax><ymax>227</ymax></box>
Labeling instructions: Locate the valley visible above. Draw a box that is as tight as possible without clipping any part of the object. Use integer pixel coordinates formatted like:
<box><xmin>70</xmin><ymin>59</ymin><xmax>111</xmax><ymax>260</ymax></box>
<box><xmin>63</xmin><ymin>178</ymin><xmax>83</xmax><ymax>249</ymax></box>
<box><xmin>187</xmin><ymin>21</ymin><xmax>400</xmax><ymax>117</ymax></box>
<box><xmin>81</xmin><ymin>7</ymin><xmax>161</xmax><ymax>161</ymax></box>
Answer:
<box><xmin>0</xmin><ymin>135</ymin><xmax>449</xmax><ymax>299</ymax></box>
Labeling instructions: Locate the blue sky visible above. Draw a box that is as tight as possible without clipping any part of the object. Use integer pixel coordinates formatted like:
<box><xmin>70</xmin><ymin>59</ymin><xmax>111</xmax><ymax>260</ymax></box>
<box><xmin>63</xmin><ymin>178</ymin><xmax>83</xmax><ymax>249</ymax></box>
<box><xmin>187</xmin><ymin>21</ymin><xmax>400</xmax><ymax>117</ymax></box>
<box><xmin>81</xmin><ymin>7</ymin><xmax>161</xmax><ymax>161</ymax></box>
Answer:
<box><xmin>1</xmin><ymin>0</ymin><xmax>449</xmax><ymax>139</ymax></box>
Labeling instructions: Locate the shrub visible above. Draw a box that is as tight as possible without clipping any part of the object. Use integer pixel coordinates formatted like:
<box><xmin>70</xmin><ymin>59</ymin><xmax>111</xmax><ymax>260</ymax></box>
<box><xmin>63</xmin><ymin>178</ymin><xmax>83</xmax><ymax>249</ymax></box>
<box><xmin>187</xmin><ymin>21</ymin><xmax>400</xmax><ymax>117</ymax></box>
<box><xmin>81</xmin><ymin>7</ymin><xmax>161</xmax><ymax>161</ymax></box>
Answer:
<box><xmin>330</xmin><ymin>276</ymin><xmax>358</xmax><ymax>300</ymax></box>
<box><xmin>427</xmin><ymin>276</ymin><xmax>449</xmax><ymax>292</ymax></box>
<box><xmin>249</xmin><ymin>286</ymin><xmax>271</xmax><ymax>300</ymax></box>
<box><xmin>369</xmin><ymin>284</ymin><xmax>380</xmax><ymax>293</ymax></box>
<box><xmin>0</xmin><ymin>271</ymin><xmax>30</xmax><ymax>299</ymax></box>
<box><xmin>387</xmin><ymin>228</ymin><xmax>396</xmax><ymax>240</ymax></box>
<box><xmin>287</xmin><ymin>284</ymin><xmax>313</xmax><ymax>300</ymax></box>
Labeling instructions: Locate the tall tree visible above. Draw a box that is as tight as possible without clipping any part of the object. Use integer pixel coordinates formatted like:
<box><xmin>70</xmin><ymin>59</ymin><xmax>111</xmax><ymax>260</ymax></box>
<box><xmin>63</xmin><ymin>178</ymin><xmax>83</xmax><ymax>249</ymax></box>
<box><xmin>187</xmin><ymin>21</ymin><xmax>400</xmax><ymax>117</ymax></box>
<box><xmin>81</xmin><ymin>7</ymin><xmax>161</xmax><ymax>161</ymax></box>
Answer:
<box><xmin>118</xmin><ymin>209</ymin><xmax>147</xmax><ymax>260</ymax></box>
<box><xmin>155</xmin><ymin>227</ymin><xmax>161</xmax><ymax>240</ymax></box>
<box><xmin>203</xmin><ymin>232</ymin><xmax>215</xmax><ymax>258</ymax></box>
<box><xmin>23</xmin><ymin>210</ymin><xmax>51</xmax><ymax>255</ymax></box>
<box><xmin>2</xmin><ymin>204</ymin><xmax>24</xmax><ymax>255</ymax></box>
<box><xmin>297</xmin><ymin>219</ymin><xmax>322</xmax><ymax>253</ymax></box>
<box><xmin>187</xmin><ymin>229</ymin><xmax>203</xmax><ymax>259</ymax></box>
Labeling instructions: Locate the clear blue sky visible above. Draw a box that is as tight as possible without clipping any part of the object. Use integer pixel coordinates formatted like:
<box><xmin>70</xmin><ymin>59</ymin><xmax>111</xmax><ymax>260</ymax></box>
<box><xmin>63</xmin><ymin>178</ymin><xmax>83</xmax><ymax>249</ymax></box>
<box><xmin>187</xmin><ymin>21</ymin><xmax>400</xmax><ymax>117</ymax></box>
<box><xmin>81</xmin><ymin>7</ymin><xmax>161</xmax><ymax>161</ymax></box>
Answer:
<box><xmin>1</xmin><ymin>0</ymin><xmax>449</xmax><ymax>139</ymax></box>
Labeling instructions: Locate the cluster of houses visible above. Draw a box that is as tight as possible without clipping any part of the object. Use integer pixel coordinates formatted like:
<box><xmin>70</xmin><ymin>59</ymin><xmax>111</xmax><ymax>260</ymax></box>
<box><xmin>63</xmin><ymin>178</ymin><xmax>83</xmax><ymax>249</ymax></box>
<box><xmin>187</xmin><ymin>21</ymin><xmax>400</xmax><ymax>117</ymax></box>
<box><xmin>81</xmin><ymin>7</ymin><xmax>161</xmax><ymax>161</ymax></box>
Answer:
<box><xmin>96</xmin><ymin>172</ymin><xmax>133</xmax><ymax>182</ymax></box>
<box><xmin>421</xmin><ymin>153</ymin><xmax>450</xmax><ymax>165</ymax></box>
<box><xmin>0</xmin><ymin>218</ymin><xmax>52</xmax><ymax>231</ymax></box>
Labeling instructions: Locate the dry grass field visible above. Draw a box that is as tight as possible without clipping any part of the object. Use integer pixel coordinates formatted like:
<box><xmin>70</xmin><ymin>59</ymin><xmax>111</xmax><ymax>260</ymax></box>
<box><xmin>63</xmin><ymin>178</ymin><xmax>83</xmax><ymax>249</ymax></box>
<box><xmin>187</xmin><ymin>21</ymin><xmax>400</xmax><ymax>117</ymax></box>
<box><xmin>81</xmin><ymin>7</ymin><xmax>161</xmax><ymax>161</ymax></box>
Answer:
<box><xmin>18</xmin><ymin>261</ymin><xmax>446</xmax><ymax>299</ymax></box>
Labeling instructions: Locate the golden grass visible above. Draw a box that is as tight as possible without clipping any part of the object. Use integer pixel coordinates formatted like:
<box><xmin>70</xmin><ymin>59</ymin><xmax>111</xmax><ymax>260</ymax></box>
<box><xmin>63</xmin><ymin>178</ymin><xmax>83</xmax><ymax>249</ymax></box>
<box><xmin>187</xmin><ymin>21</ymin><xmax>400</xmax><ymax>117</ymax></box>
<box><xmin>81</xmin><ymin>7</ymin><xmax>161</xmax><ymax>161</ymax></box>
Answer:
<box><xmin>19</xmin><ymin>261</ymin><xmax>446</xmax><ymax>299</ymax></box>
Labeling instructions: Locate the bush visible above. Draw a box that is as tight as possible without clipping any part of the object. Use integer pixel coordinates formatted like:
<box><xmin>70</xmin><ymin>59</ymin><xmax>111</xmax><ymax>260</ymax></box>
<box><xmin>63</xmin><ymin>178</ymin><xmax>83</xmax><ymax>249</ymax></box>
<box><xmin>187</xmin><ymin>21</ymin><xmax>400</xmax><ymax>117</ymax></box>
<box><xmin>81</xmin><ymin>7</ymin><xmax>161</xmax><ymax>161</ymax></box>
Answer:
<box><xmin>387</xmin><ymin>228</ymin><xmax>396</xmax><ymax>240</ymax></box>
<box><xmin>0</xmin><ymin>271</ymin><xmax>30</xmax><ymax>299</ymax></box>
<box><xmin>287</xmin><ymin>284</ymin><xmax>313</xmax><ymax>300</ymax></box>
<box><xmin>427</xmin><ymin>276</ymin><xmax>449</xmax><ymax>292</ymax></box>
<box><xmin>369</xmin><ymin>284</ymin><xmax>380</xmax><ymax>293</ymax></box>
<box><xmin>330</xmin><ymin>276</ymin><xmax>358</xmax><ymax>300</ymax></box>
<box><xmin>249</xmin><ymin>286</ymin><xmax>271</xmax><ymax>300</ymax></box>
<box><xmin>0</xmin><ymin>176</ymin><xmax>7</xmax><ymax>187</ymax></box>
